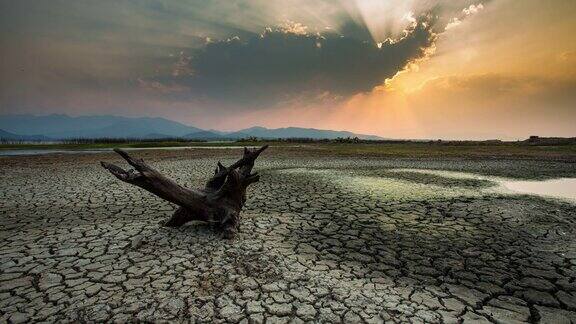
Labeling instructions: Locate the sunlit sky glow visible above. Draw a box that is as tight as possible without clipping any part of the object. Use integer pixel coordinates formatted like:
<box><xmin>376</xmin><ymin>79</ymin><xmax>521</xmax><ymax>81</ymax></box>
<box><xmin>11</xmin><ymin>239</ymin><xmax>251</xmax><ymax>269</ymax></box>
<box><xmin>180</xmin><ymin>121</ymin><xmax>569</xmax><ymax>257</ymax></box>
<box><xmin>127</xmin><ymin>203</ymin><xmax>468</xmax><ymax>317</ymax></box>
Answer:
<box><xmin>1</xmin><ymin>0</ymin><xmax>575</xmax><ymax>139</ymax></box>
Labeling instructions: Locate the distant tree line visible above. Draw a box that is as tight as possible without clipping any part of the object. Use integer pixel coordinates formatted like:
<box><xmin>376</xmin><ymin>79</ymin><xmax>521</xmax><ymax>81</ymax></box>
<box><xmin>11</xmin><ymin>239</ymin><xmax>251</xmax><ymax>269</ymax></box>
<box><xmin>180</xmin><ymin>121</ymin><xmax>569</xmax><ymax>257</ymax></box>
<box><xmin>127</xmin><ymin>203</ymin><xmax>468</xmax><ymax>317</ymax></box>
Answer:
<box><xmin>1</xmin><ymin>136</ymin><xmax>575</xmax><ymax>146</ymax></box>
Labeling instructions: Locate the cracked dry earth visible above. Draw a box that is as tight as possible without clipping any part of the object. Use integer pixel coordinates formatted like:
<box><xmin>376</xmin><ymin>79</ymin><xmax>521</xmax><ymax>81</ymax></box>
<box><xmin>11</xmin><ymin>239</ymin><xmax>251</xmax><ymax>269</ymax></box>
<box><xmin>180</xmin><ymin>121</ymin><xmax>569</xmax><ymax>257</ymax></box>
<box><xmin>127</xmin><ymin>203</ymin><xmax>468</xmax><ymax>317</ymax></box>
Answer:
<box><xmin>1</xmin><ymin>148</ymin><xmax>576</xmax><ymax>323</ymax></box>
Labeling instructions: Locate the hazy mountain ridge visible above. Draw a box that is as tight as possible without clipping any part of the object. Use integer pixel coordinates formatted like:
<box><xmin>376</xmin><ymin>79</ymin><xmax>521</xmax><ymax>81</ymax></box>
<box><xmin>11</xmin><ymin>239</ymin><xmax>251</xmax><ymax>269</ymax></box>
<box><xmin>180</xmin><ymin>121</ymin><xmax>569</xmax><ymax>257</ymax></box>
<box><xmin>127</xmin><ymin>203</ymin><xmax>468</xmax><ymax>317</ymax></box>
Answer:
<box><xmin>0</xmin><ymin>114</ymin><xmax>202</xmax><ymax>139</ymax></box>
<box><xmin>227</xmin><ymin>126</ymin><xmax>383</xmax><ymax>140</ymax></box>
<box><xmin>0</xmin><ymin>114</ymin><xmax>384</xmax><ymax>140</ymax></box>
<box><xmin>0</xmin><ymin>129</ymin><xmax>50</xmax><ymax>141</ymax></box>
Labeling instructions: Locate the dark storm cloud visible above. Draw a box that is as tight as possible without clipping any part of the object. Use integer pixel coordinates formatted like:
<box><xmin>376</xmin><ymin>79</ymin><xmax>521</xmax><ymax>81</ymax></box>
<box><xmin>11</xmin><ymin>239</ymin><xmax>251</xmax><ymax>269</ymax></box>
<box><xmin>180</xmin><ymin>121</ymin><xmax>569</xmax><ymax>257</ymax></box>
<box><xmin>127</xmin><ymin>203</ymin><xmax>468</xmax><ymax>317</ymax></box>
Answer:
<box><xmin>0</xmin><ymin>0</ymin><xmax>462</xmax><ymax>113</ymax></box>
<box><xmin>156</xmin><ymin>17</ymin><xmax>436</xmax><ymax>106</ymax></box>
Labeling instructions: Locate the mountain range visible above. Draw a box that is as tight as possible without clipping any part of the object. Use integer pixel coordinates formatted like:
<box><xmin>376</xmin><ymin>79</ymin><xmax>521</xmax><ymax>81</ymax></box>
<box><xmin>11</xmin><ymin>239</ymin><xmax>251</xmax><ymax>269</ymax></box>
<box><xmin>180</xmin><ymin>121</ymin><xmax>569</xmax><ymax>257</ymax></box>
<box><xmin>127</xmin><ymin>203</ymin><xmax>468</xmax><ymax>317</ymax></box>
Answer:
<box><xmin>0</xmin><ymin>129</ymin><xmax>50</xmax><ymax>141</ymax></box>
<box><xmin>0</xmin><ymin>114</ymin><xmax>383</xmax><ymax>140</ymax></box>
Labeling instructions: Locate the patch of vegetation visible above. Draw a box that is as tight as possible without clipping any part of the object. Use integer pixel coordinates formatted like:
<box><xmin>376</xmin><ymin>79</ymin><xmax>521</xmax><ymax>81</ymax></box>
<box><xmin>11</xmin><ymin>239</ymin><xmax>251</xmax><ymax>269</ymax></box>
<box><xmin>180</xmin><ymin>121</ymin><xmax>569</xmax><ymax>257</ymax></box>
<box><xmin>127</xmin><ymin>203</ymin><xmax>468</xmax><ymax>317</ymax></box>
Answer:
<box><xmin>0</xmin><ymin>138</ymin><xmax>266</xmax><ymax>150</ymax></box>
<box><xmin>1</xmin><ymin>138</ymin><xmax>575</xmax><ymax>161</ymax></box>
<box><xmin>309</xmin><ymin>142</ymin><xmax>576</xmax><ymax>161</ymax></box>
<box><xmin>376</xmin><ymin>170</ymin><xmax>495</xmax><ymax>189</ymax></box>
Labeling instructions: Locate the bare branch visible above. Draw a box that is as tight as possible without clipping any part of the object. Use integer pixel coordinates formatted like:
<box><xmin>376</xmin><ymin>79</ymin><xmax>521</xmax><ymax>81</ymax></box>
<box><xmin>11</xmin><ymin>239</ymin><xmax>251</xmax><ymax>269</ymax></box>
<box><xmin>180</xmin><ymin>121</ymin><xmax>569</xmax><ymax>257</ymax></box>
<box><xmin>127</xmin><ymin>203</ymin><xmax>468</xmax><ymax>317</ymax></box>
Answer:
<box><xmin>101</xmin><ymin>145</ymin><xmax>268</xmax><ymax>239</ymax></box>
<box><xmin>102</xmin><ymin>150</ymin><xmax>207</xmax><ymax>208</ymax></box>
<box><xmin>205</xmin><ymin>145</ymin><xmax>268</xmax><ymax>191</ymax></box>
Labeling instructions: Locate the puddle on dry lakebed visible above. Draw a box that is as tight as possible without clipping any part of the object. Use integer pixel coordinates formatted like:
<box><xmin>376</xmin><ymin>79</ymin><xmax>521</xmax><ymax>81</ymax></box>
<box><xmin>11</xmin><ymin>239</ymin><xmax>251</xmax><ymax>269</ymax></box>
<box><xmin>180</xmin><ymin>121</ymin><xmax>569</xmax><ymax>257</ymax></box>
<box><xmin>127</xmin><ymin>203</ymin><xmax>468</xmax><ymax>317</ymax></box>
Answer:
<box><xmin>500</xmin><ymin>178</ymin><xmax>576</xmax><ymax>201</ymax></box>
<box><xmin>393</xmin><ymin>169</ymin><xmax>576</xmax><ymax>201</ymax></box>
<box><xmin>281</xmin><ymin>168</ymin><xmax>576</xmax><ymax>202</ymax></box>
<box><xmin>396</xmin><ymin>169</ymin><xmax>576</xmax><ymax>202</ymax></box>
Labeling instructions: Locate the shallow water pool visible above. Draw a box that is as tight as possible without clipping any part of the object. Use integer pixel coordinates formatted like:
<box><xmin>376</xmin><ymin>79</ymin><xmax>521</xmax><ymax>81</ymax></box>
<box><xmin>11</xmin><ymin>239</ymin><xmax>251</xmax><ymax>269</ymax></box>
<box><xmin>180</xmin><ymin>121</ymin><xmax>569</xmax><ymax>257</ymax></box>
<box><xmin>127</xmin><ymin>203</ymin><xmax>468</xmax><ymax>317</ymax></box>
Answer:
<box><xmin>281</xmin><ymin>168</ymin><xmax>576</xmax><ymax>203</ymax></box>
<box><xmin>501</xmin><ymin>178</ymin><xmax>576</xmax><ymax>201</ymax></box>
<box><xmin>391</xmin><ymin>169</ymin><xmax>576</xmax><ymax>202</ymax></box>
<box><xmin>0</xmin><ymin>145</ymin><xmax>295</xmax><ymax>156</ymax></box>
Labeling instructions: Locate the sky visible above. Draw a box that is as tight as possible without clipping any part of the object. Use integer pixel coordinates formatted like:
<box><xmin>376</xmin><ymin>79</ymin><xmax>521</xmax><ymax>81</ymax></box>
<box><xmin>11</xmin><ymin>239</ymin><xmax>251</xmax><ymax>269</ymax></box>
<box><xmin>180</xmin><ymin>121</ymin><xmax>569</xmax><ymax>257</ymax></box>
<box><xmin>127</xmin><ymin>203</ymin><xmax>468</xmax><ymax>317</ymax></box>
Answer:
<box><xmin>0</xmin><ymin>0</ymin><xmax>575</xmax><ymax>139</ymax></box>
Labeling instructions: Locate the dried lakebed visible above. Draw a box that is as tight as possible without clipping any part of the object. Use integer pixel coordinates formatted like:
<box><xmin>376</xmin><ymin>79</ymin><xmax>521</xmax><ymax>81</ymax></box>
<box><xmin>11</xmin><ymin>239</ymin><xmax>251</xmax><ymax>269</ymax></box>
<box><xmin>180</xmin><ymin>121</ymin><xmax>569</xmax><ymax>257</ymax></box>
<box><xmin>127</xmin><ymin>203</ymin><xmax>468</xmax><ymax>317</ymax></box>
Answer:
<box><xmin>1</xmin><ymin>150</ymin><xmax>576</xmax><ymax>323</ymax></box>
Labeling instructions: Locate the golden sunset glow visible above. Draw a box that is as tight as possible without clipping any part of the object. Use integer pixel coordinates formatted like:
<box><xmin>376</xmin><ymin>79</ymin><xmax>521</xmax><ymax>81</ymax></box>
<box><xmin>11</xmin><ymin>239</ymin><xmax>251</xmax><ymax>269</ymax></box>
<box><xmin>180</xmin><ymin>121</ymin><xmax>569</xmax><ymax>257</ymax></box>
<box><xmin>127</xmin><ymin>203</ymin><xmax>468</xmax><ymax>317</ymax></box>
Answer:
<box><xmin>1</xmin><ymin>0</ymin><xmax>575</xmax><ymax>139</ymax></box>
<box><xmin>223</xmin><ymin>0</ymin><xmax>576</xmax><ymax>139</ymax></box>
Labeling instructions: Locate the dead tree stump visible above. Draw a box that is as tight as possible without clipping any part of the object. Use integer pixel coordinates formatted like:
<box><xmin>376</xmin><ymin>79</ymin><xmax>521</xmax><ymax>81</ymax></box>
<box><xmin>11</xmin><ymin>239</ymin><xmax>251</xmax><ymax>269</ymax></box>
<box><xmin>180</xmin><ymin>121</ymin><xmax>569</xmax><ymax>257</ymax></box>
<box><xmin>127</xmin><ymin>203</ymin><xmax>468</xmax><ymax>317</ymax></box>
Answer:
<box><xmin>100</xmin><ymin>145</ymin><xmax>268</xmax><ymax>238</ymax></box>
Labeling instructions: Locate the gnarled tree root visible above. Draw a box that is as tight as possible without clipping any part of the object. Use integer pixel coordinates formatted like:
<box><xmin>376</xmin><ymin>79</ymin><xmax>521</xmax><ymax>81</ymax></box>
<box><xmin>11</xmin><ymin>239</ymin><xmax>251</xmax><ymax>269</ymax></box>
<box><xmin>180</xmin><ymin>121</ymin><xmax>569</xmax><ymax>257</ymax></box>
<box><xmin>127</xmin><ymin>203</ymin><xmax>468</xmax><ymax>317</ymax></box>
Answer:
<box><xmin>100</xmin><ymin>146</ymin><xmax>268</xmax><ymax>238</ymax></box>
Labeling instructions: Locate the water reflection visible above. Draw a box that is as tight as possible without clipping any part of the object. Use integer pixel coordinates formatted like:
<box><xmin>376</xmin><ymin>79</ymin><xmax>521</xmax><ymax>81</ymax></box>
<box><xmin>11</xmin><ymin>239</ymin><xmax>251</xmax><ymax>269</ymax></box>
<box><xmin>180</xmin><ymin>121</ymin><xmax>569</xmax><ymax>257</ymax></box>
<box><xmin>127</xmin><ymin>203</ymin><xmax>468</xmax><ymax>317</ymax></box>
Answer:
<box><xmin>392</xmin><ymin>169</ymin><xmax>576</xmax><ymax>202</ymax></box>
<box><xmin>0</xmin><ymin>146</ymin><xmax>292</xmax><ymax>156</ymax></box>
<box><xmin>501</xmin><ymin>178</ymin><xmax>576</xmax><ymax>200</ymax></box>
<box><xmin>282</xmin><ymin>168</ymin><xmax>576</xmax><ymax>203</ymax></box>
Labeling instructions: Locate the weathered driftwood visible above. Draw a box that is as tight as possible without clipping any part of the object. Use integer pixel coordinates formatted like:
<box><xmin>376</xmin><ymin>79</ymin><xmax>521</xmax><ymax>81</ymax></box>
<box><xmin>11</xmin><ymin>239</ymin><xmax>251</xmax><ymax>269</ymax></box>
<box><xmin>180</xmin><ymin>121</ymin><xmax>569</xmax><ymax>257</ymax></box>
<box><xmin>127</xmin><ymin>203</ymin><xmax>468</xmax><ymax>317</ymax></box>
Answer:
<box><xmin>100</xmin><ymin>146</ymin><xmax>268</xmax><ymax>238</ymax></box>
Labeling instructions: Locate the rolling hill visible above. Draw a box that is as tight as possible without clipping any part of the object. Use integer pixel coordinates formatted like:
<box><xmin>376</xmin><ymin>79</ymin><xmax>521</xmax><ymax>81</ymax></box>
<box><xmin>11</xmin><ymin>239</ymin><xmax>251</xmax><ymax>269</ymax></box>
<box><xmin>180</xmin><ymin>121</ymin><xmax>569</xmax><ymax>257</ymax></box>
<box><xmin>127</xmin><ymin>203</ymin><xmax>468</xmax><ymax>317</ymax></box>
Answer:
<box><xmin>228</xmin><ymin>126</ymin><xmax>383</xmax><ymax>140</ymax></box>
<box><xmin>0</xmin><ymin>114</ymin><xmax>202</xmax><ymax>139</ymax></box>
<box><xmin>0</xmin><ymin>114</ymin><xmax>384</xmax><ymax>140</ymax></box>
<box><xmin>0</xmin><ymin>129</ymin><xmax>50</xmax><ymax>141</ymax></box>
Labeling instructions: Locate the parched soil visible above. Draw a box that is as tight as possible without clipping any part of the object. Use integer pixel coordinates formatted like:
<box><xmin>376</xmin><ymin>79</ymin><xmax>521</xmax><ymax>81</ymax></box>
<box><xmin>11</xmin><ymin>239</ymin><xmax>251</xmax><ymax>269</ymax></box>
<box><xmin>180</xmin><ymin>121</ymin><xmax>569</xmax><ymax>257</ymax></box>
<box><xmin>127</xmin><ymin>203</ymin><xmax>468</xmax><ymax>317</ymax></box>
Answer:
<box><xmin>1</xmin><ymin>147</ymin><xmax>576</xmax><ymax>323</ymax></box>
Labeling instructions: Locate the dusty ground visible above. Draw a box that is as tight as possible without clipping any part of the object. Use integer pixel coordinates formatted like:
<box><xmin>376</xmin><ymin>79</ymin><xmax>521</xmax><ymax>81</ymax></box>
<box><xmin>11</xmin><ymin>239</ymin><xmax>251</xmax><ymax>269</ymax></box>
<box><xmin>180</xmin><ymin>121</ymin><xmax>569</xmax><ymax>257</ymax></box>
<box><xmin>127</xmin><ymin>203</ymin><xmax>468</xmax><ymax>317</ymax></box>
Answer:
<box><xmin>1</xmin><ymin>146</ymin><xmax>576</xmax><ymax>323</ymax></box>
